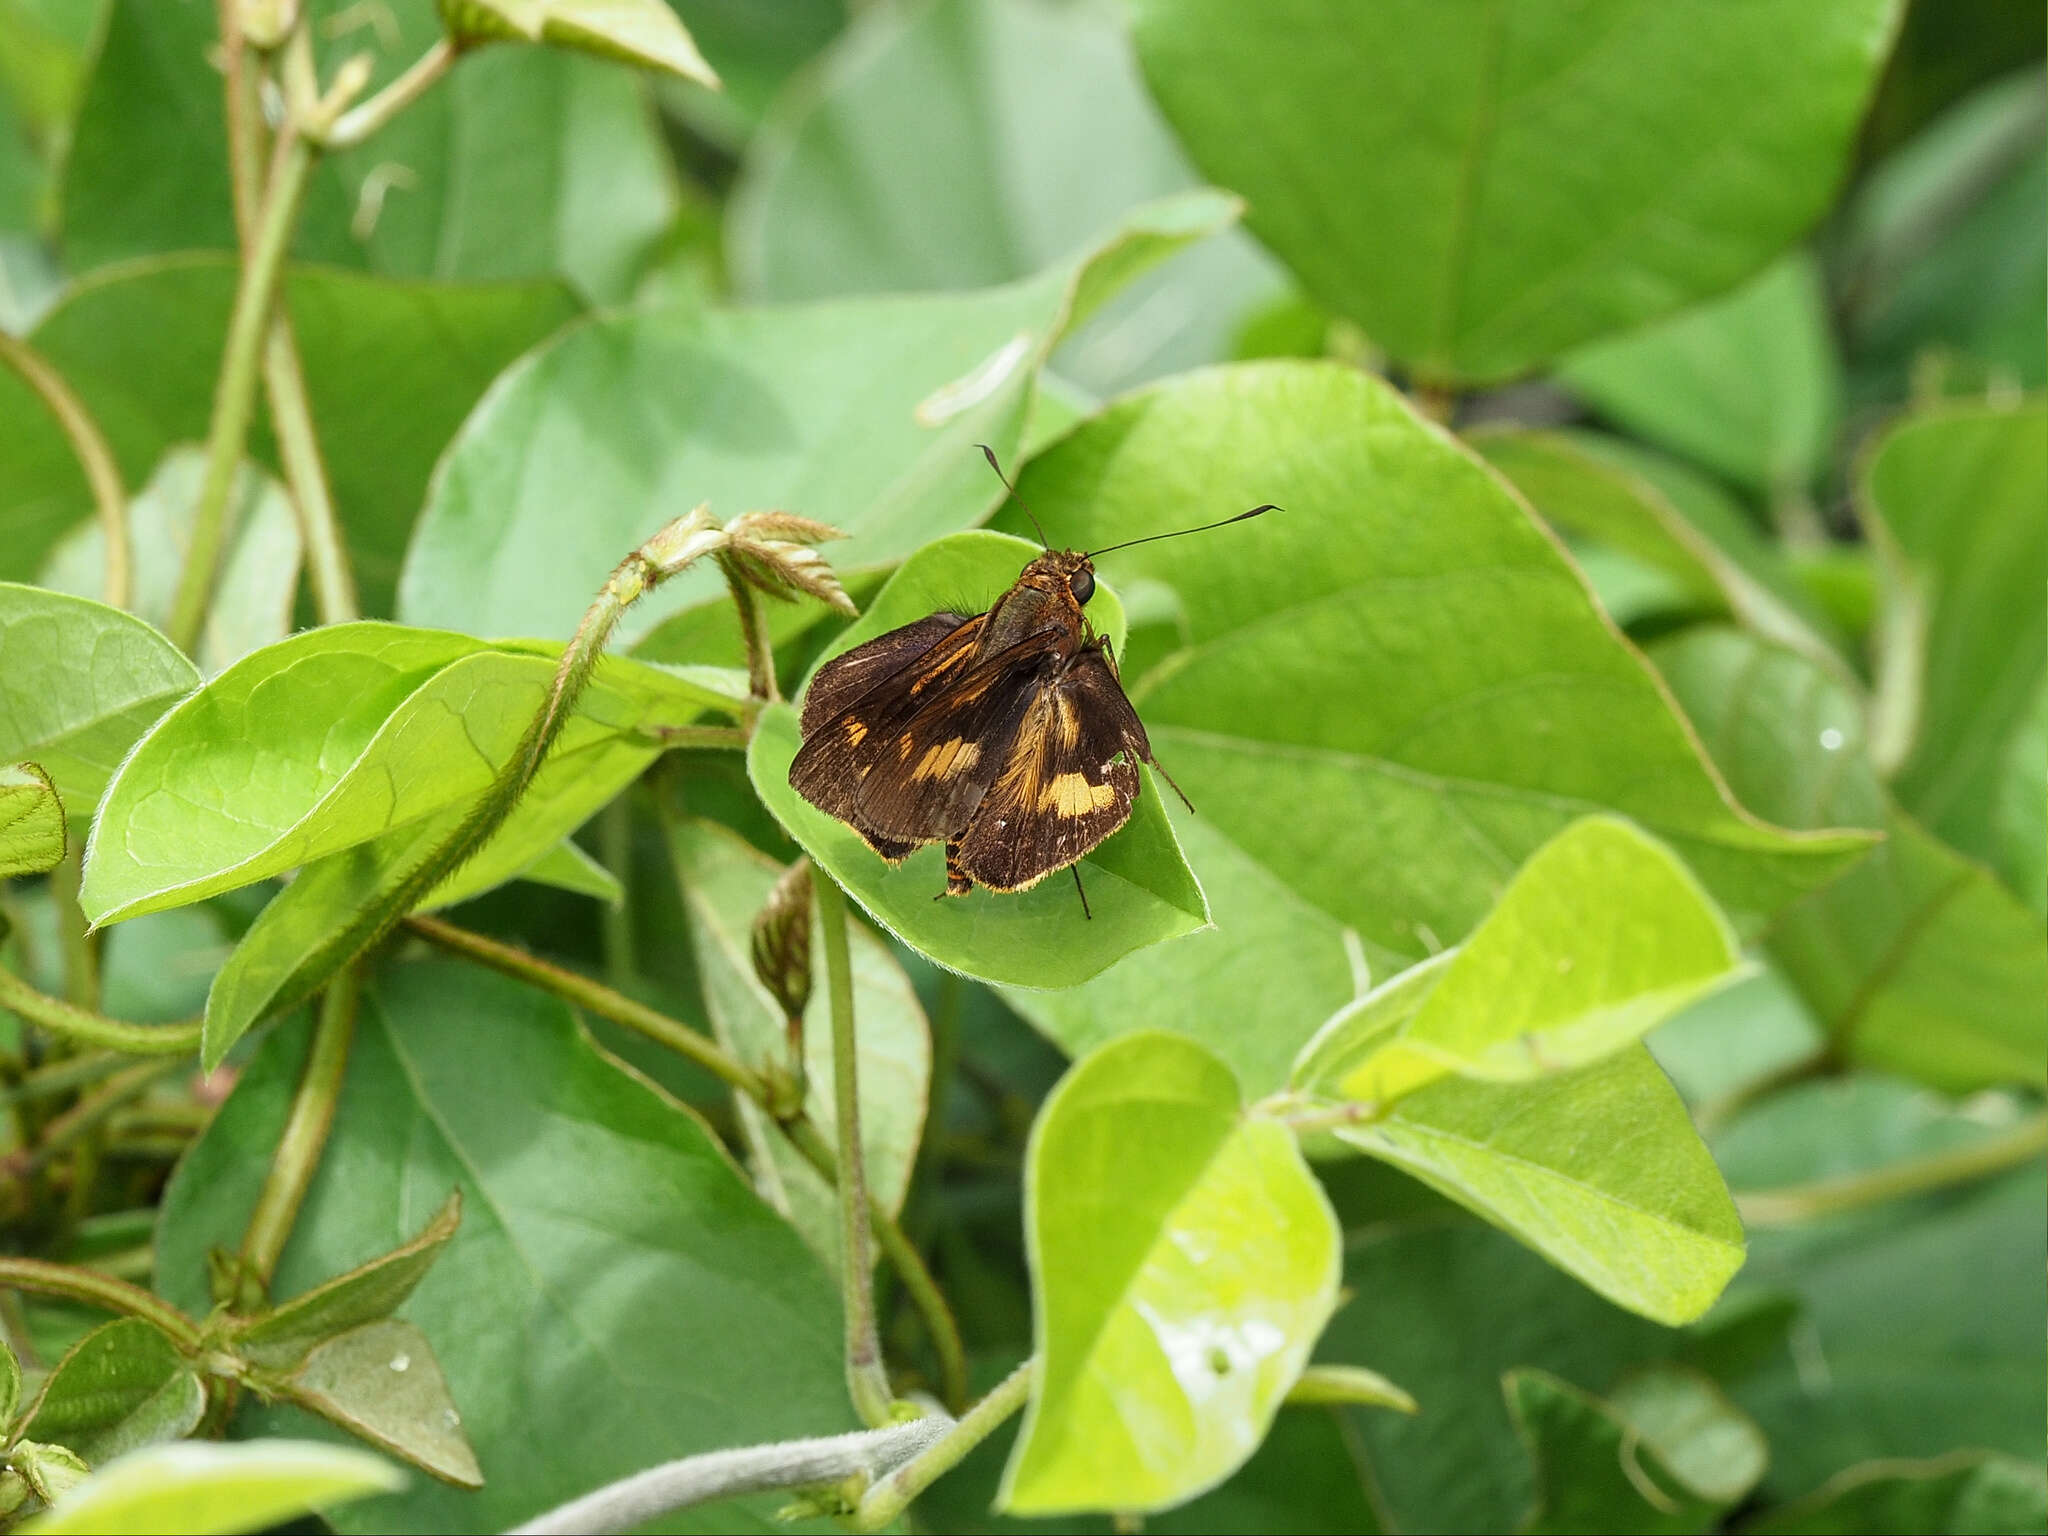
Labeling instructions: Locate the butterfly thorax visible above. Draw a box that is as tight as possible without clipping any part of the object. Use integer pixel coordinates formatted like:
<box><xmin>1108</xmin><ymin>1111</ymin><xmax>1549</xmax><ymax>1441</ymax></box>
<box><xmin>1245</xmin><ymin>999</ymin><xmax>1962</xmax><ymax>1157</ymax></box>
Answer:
<box><xmin>979</xmin><ymin>550</ymin><xmax>1096</xmax><ymax>658</ymax></box>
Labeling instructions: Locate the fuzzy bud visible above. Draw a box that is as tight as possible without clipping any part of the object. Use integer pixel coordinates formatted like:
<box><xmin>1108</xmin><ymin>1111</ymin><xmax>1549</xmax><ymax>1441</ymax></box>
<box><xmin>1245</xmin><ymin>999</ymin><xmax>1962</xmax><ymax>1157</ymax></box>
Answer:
<box><xmin>751</xmin><ymin>858</ymin><xmax>814</xmax><ymax>1025</ymax></box>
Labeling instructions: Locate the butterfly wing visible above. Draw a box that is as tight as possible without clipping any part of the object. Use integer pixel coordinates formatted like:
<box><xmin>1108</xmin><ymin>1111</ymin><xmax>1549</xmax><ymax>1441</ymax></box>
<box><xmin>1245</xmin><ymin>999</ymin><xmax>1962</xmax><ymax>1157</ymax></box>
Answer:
<box><xmin>798</xmin><ymin>612</ymin><xmax>975</xmax><ymax>737</ymax></box>
<box><xmin>952</xmin><ymin>644</ymin><xmax>1149</xmax><ymax>892</ymax></box>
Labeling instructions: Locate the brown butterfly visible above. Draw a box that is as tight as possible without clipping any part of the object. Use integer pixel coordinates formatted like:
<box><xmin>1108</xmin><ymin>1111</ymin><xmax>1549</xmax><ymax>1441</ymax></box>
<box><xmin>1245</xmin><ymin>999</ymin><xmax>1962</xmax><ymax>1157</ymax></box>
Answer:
<box><xmin>789</xmin><ymin>449</ymin><xmax>1272</xmax><ymax>915</ymax></box>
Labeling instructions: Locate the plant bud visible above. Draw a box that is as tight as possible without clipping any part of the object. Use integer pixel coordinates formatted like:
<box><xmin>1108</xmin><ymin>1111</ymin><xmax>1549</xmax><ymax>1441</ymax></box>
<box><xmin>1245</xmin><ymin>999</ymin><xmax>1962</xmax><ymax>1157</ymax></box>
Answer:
<box><xmin>751</xmin><ymin>858</ymin><xmax>814</xmax><ymax>1024</ymax></box>
<box><xmin>238</xmin><ymin>0</ymin><xmax>299</xmax><ymax>49</ymax></box>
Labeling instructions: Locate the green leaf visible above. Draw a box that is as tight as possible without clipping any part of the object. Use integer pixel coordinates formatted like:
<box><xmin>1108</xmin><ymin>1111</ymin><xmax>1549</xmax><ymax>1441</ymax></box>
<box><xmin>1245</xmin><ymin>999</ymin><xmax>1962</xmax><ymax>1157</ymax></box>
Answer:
<box><xmin>40</xmin><ymin>448</ymin><xmax>301</xmax><ymax>678</ymax></box>
<box><xmin>0</xmin><ymin>762</ymin><xmax>63</xmax><ymax>878</ymax></box>
<box><xmin>507</xmin><ymin>837</ymin><xmax>622</xmax><ymax>905</ymax></box>
<box><xmin>1296</xmin><ymin>816</ymin><xmax>1744</xmax><ymax>1104</ymax></box>
<box><xmin>82</xmin><ymin>625</ymin><xmax>729</xmax><ymax>926</ymax></box>
<box><xmin>1129</xmin><ymin>0</ymin><xmax>1901</xmax><ymax>381</ymax></box>
<box><xmin>276</xmin><ymin>1320</ymin><xmax>479</xmax><ymax>1488</ymax></box>
<box><xmin>727</xmin><ymin>0</ymin><xmax>1279</xmax><ymax>395</ymax></box>
<box><xmin>237</xmin><ymin>1193</ymin><xmax>461</xmax><ymax>1372</ymax></box>
<box><xmin>995</xmin><ymin>362</ymin><xmax>1868</xmax><ymax>1090</ymax></box>
<box><xmin>1709</xmin><ymin>1077</ymin><xmax>2046</xmax><ymax>1497</ymax></box>
<box><xmin>62</xmin><ymin>0</ymin><xmax>674</xmax><ymax>304</ymax></box>
<box><xmin>20</xmin><ymin>1318</ymin><xmax>207</xmax><ymax>1467</ymax></box>
<box><xmin>1506</xmin><ymin>1366</ymin><xmax>1758</xmax><ymax>1534</ymax></box>
<box><xmin>1001</xmin><ymin>1032</ymin><xmax>1339</xmax><ymax>1515</ymax></box>
<box><xmin>1745</xmin><ymin>1451</ymin><xmax>2048</xmax><ymax>1535</ymax></box>
<box><xmin>1604</xmin><ymin>1365</ymin><xmax>1768</xmax><ymax>1506</ymax></box>
<box><xmin>668</xmin><ymin>818</ymin><xmax>928</xmax><ymax>1272</ymax></box>
<box><xmin>1862</xmin><ymin>398</ymin><xmax>2046</xmax><ymax>897</ymax></box>
<box><xmin>747</xmin><ymin>532</ymin><xmax>1209</xmax><ymax>988</ymax></box>
<box><xmin>1557</xmin><ymin>253</ymin><xmax>1843</xmax><ymax>495</ymax></box>
<box><xmin>0</xmin><ymin>1327</ymin><xmax>21</xmax><ymax>1424</ymax></box>
<box><xmin>397</xmin><ymin>190</ymin><xmax>1240</xmax><ymax>646</ymax></box>
<box><xmin>1840</xmin><ymin>70</ymin><xmax>2048</xmax><ymax>398</ymax></box>
<box><xmin>10</xmin><ymin>1443</ymin><xmax>87</xmax><ymax>1507</ymax></box>
<box><xmin>0</xmin><ymin>583</ymin><xmax>197</xmax><ymax>813</ymax></box>
<box><xmin>154</xmin><ymin>960</ymin><xmax>857</xmax><ymax>1532</ymax></box>
<box><xmin>439</xmin><ymin>0</ymin><xmax>719</xmax><ymax>84</ymax></box>
<box><xmin>0</xmin><ymin>258</ymin><xmax>580</xmax><ymax>610</ymax></box>
<box><xmin>1471</xmin><ymin>426</ymin><xmax>1844</xmax><ymax>668</ymax></box>
<box><xmin>1655</xmin><ymin>626</ymin><xmax>2046</xmax><ymax>1091</ymax></box>
<box><xmin>19</xmin><ymin>1439</ymin><xmax>402</xmax><ymax>1536</ymax></box>
<box><xmin>1338</xmin><ymin>1047</ymin><xmax>1744</xmax><ymax>1325</ymax></box>
<box><xmin>1284</xmin><ymin>1363</ymin><xmax>1417</xmax><ymax>1415</ymax></box>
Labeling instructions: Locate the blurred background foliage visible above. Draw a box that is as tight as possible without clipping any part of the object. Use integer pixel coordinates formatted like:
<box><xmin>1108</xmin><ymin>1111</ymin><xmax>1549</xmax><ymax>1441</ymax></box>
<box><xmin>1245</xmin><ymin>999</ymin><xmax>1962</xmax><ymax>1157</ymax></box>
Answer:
<box><xmin>0</xmin><ymin>0</ymin><xmax>2043</xmax><ymax>1531</ymax></box>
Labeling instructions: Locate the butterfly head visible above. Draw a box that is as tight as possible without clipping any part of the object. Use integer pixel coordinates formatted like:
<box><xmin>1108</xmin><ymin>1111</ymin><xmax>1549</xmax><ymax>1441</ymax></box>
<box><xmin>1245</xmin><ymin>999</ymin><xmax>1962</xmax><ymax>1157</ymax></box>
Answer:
<box><xmin>1018</xmin><ymin>548</ymin><xmax>1097</xmax><ymax>609</ymax></box>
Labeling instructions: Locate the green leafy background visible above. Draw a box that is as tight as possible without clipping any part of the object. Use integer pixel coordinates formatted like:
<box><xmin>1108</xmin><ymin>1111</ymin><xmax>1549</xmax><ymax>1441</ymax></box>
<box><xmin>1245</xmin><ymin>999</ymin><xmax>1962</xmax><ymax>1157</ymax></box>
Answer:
<box><xmin>1</xmin><ymin>0</ymin><xmax>2042</xmax><ymax>1530</ymax></box>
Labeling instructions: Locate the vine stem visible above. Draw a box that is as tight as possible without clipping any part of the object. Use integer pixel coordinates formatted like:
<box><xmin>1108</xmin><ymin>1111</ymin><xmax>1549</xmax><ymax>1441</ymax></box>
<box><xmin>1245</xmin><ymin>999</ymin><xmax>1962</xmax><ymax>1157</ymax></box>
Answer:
<box><xmin>166</xmin><ymin>122</ymin><xmax>314</xmax><ymax>653</ymax></box>
<box><xmin>817</xmin><ymin>873</ymin><xmax>893</xmax><ymax>1427</ymax></box>
<box><xmin>0</xmin><ymin>333</ymin><xmax>129</xmax><ymax>609</ymax></box>
<box><xmin>239</xmin><ymin>966</ymin><xmax>359</xmax><ymax>1292</ymax></box>
<box><xmin>326</xmin><ymin>37</ymin><xmax>458</xmax><ymax>148</ymax></box>
<box><xmin>718</xmin><ymin>553</ymin><xmax>782</xmax><ymax>702</ymax></box>
<box><xmin>399</xmin><ymin>914</ymin><xmax>968</xmax><ymax>1412</ymax></box>
<box><xmin>0</xmin><ymin>967</ymin><xmax>201</xmax><ymax>1056</ymax></box>
<box><xmin>0</xmin><ymin>1257</ymin><xmax>200</xmax><ymax>1350</ymax></box>
<box><xmin>854</xmin><ymin>1360</ymin><xmax>1032</xmax><ymax>1530</ymax></box>
<box><xmin>1735</xmin><ymin>1110</ymin><xmax>2048</xmax><ymax>1226</ymax></box>
<box><xmin>25</xmin><ymin>1059</ymin><xmax>180</xmax><ymax>1175</ymax></box>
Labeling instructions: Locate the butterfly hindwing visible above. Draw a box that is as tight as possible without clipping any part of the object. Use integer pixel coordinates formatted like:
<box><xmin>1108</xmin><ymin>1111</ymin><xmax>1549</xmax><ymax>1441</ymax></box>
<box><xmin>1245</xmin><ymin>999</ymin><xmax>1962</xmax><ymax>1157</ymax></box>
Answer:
<box><xmin>953</xmin><ymin>644</ymin><xmax>1149</xmax><ymax>892</ymax></box>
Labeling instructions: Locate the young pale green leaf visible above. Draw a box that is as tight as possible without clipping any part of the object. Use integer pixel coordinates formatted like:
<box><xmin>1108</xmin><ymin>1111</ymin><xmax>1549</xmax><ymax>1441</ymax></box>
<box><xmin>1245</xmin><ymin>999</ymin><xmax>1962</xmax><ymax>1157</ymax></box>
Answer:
<box><xmin>438</xmin><ymin>0</ymin><xmax>718</xmax><ymax>85</ymax></box>
<box><xmin>1471</xmin><ymin>427</ymin><xmax>1844</xmax><ymax>670</ymax></box>
<box><xmin>1505</xmin><ymin>1367</ymin><xmax>1746</xmax><ymax>1534</ymax></box>
<box><xmin>82</xmin><ymin>625</ymin><xmax>729</xmax><ymax>926</ymax></box>
<box><xmin>0</xmin><ymin>763</ymin><xmax>64</xmax><ymax>878</ymax></box>
<box><xmin>1338</xmin><ymin>1047</ymin><xmax>1745</xmax><ymax>1325</ymax></box>
<box><xmin>10</xmin><ymin>1444</ymin><xmax>88</xmax><ymax>1507</ymax></box>
<box><xmin>1557</xmin><ymin>253</ymin><xmax>1844</xmax><ymax>496</ymax></box>
<box><xmin>1288</xmin><ymin>950</ymin><xmax>1449</xmax><ymax>1095</ymax></box>
<box><xmin>748</xmin><ymin>532</ymin><xmax>1209</xmax><ymax>988</ymax></box>
<box><xmin>19</xmin><ymin>1439</ymin><xmax>402</xmax><ymax>1536</ymax></box>
<box><xmin>397</xmin><ymin>190</ymin><xmax>1240</xmax><ymax>646</ymax></box>
<box><xmin>668</xmin><ymin>818</ymin><xmax>928</xmax><ymax>1272</ymax></box>
<box><xmin>0</xmin><ymin>584</ymin><xmax>197</xmax><ymax>812</ymax></box>
<box><xmin>1744</xmin><ymin>1452</ymin><xmax>2048</xmax><ymax>1535</ymax></box>
<box><xmin>278</xmin><ymin>1320</ymin><xmax>480</xmax><ymax>1488</ymax></box>
<box><xmin>727</xmin><ymin>0</ymin><xmax>1279</xmax><ymax>395</ymax></box>
<box><xmin>20</xmin><ymin>1318</ymin><xmax>207</xmax><ymax>1468</ymax></box>
<box><xmin>40</xmin><ymin>448</ymin><xmax>302</xmax><ymax>677</ymax></box>
<box><xmin>1001</xmin><ymin>1032</ymin><xmax>1339</xmax><ymax>1515</ymax></box>
<box><xmin>156</xmin><ymin>961</ymin><xmax>856</xmax><ymax>1532</ymax></box>
<box><xmin>2</xmin><ymin>259</ymin><xmax>580</xmax><ymax>610</ymax></box>
<box><xmin>1130</xmin><ymin>0</ymin><xmax>1900</xmax><ymax>381</ymax></box>
<box><xmin>1284</xmin><ymin>1363</ymin><xmax>1417</xmax><ymax>1415</ymax></box>
<box><xmin>1862</xmin><ymin>399</ymin><xmax>2046</xmax><ymax>896</ymax></box>
<box><xmin>237</xmin><ymin>1193</ymin><xmax>461</xmax><ymax>1372</ymax></box>
<box><xmin>63</xmin><ymin>1</ymin><xmax>671</xmax><ymax>305</ymax></box>
<box><xmin>500</xmin><ymin>837</ymin><xmax>621</xmax><ymax>906</ymax></box>
<box><xmin>1300</xmin><ymin>817</ymin><xmax>1744</xmax><ymax>1104</ymax></box>
<box><xmin>995</xmin><ymin>362</ymin><xmax>1868</xmax><ymax>1092</ymax></box>
<box><xmin>1656</xmin><ymin>627</ymin><xmax>2046</xmax><ymax>1091</ymax></box>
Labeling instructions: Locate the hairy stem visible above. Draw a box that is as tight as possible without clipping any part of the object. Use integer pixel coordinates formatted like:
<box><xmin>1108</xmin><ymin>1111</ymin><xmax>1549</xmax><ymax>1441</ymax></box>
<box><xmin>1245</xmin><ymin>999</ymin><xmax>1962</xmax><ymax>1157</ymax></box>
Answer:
<box><xmin>0</xmin><ymin>334</ymin><xmax>128</xmax><ymax>609</ymax></box>
<box><xmin>326</xmin><ymin>37</ymin><xmax>458</xmax><ymax>148</ymax></box>
<box><xmin>402</xmin><ymin>916</ymin><xmax>766</xmax><ymax>1100</ymax></box>
<box><xmin>47</xmin><ymin>845</ymin><xmax>98</xmax><ymax>1011</ymax></box>
<box><xmin>239</xmin><ymin>967</ymin><xmax>358</xmax><ymax>1293</ymax></box>
<box><xmin>27</xmin><ymin>1059</ymin><xmax>181</xmax><ymax>1174</ymax></box>
<box><xmin>167</xmin><ymin>124</ymin><xmax>314</xmax><ymax>653</ymax></box>
<box><xmin>718</xmin><ymin>553</ymin><xmax>782</xmax><ymax>703</ymax></box>
<box><xmin>265</xmin><ymin>322</ymin><xmax>360</xmax><ymax>623</ymax></box>
<box><xmin>510</xmin><ymin>1413</ymin><xmax>954</xmax><ymax>1536</ymax></box>
<box><xmin>0</xmin><ymin>968</ymin><xmax>202</xmax><ymax>1056</ymax></box>
<box><xmin>1736</xmin><ymin>1110</ymin><xmax>2048</xmax><ymax>1226</ymax></box>
<box><xmin>854</xmin><ymin>1360</ymin><xmax>1033</xmax><ymax>1530</ymax></box>
<box><xmin>0</xmin><ymin>1256</ymin><xmax>201</xmax><ymax>1350</ymax></box>
<box><xmin>817</xmin><ymin>874</ymin><xmax>893</xmax><ymax>1426</ymax></box>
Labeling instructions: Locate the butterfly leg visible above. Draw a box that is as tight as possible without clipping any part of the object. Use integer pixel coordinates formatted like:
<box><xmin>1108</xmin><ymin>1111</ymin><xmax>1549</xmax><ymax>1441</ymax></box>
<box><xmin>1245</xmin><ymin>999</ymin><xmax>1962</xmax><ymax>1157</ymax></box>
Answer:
<box><xmin>1149</xmin><ymin>754</ymin><xmax>1196</xmax><ymax>813</ymax></box>
<box><xmin>1070</xmin><ymin>863</ymin><xmax>1092</xmax><ymax>920</ymax></box>
<box><xmin>941</xmin><ymin>841</ymin><xmax>974</xmax><ymax>899</ymax></box>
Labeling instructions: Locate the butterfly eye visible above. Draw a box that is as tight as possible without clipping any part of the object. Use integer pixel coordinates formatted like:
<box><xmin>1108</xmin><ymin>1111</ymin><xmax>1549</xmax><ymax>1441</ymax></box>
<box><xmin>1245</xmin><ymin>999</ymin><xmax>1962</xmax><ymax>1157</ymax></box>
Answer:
<box><xmin>1069</xmin><ymin>568</ymin><xmax>1095</xmax><ymax>605</ymax></box>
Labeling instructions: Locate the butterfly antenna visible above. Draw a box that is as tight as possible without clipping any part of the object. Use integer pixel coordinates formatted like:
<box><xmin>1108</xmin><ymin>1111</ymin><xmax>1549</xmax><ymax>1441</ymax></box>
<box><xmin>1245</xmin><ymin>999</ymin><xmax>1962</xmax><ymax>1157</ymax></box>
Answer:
<box><xmin>977</xmin><ymin>443</ymin><xmax>1050</xmax><ymax>550</ymax></box>
<box><xmin>1085</xmin><ymin>504</ymin><xmax>1277</xmax><ymax>558</ymax></box>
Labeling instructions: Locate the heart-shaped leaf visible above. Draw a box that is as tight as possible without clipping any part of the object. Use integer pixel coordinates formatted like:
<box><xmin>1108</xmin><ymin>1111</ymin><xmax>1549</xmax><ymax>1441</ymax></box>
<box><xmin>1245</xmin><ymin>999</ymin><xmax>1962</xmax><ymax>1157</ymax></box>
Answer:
<box><xmin>1130</xmin><ymin>0</ymin><xmax>1901</xmax><ymax>380</ymax></box>
<box><xmin>748</xmin><ymin>531</ymin><xmax>1209</xmax><ymax>988</ymax></box>
<box><xmin>0</xmin><ymin>584</ymin><xmax>196</xmax><ymax>813</ymax></box>
<box><xmin>1001</xmin><ymin>1031</ymin><xmax>1339</xmax><ymax>1515</ymax></box>
<box><xmin>1295</xmin><ymin>816</ymin><xmax>1745</xmax><ymax>1104</ymax></box>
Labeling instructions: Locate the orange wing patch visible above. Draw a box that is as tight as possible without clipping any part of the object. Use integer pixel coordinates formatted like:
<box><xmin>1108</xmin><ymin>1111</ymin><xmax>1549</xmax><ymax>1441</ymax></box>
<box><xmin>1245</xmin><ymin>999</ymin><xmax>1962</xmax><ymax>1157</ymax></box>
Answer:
<box><xmin>912</xmin><ymin>738</ymin><xmax>981</xmax><ymax>782</ymax></box>
<box><xmin>1039</xmin><ymin>771</ymin><xmax>1117</xmax><ymax>817</ymax></box>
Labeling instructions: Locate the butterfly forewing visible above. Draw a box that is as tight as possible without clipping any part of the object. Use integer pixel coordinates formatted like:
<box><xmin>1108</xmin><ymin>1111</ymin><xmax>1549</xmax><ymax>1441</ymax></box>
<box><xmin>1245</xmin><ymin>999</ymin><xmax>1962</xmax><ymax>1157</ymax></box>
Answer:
<box><xmin>797</xmin><ymin>612</ymin><xmax>975</xmax><ymax>737</ymax></box>
<box><xmin>952</xmin><ymin>645</ymin><xmax>1149</xmax><ymax>892</ymax></box>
